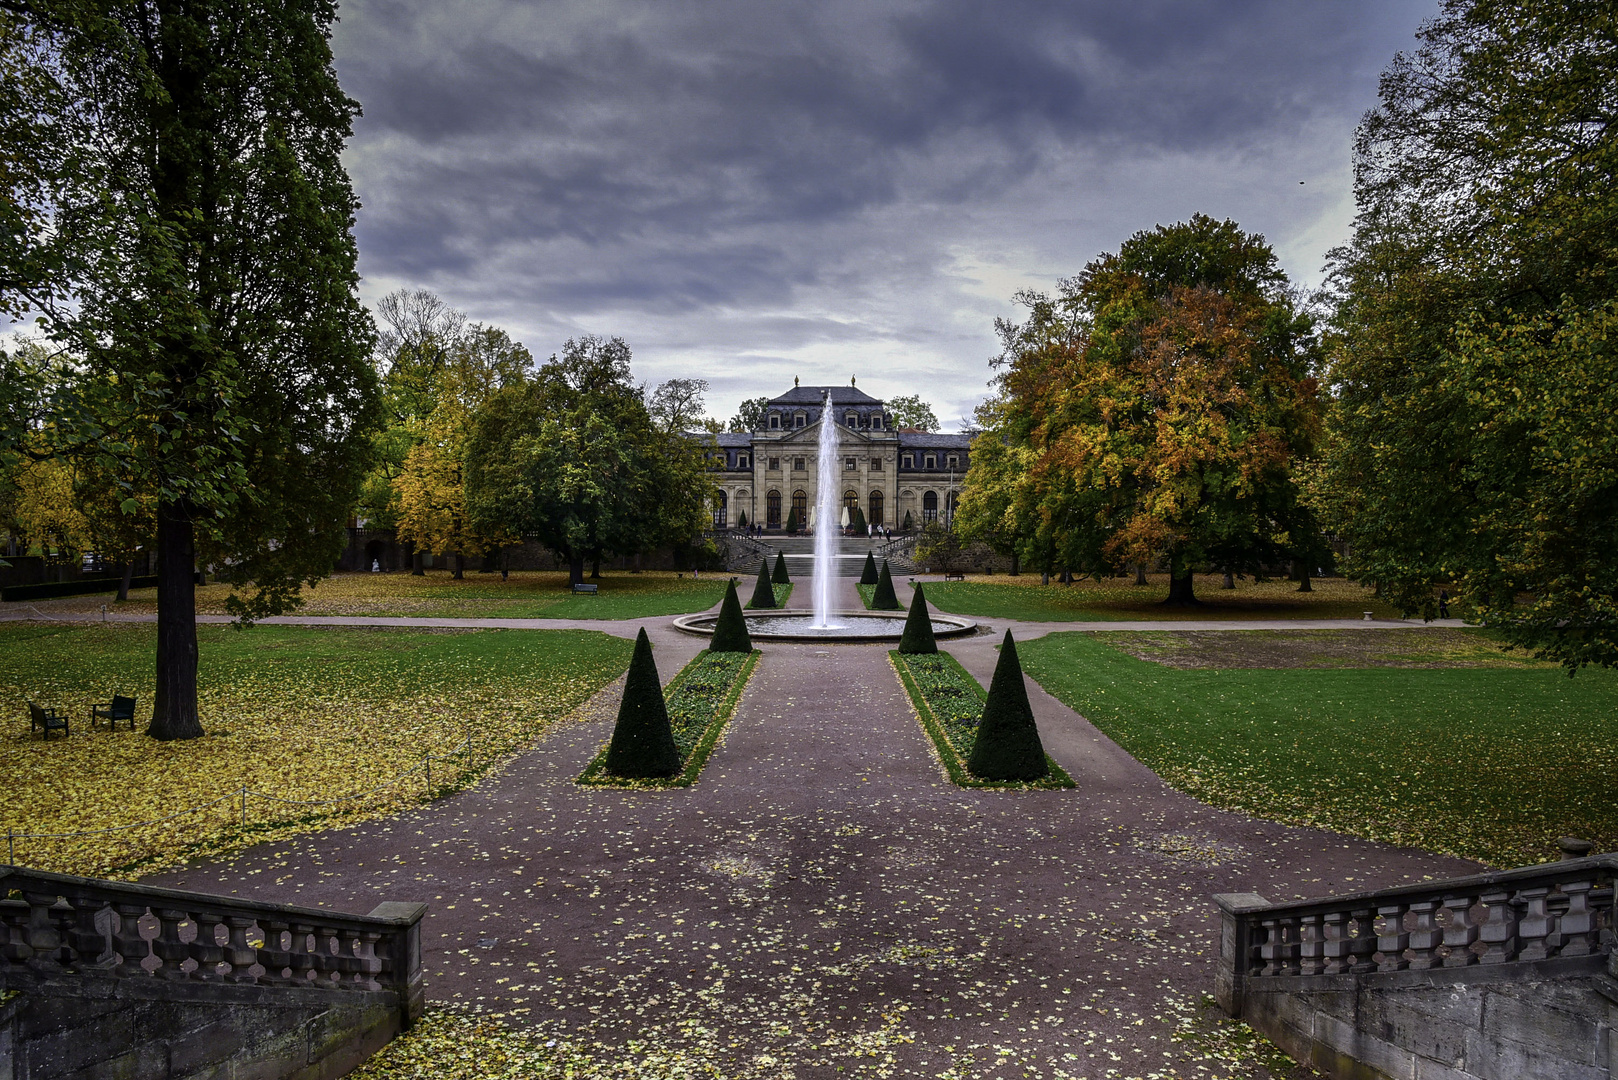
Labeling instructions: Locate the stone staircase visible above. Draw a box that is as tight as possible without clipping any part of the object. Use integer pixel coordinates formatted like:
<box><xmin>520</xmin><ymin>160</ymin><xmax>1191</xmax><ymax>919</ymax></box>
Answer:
<box><xmin>720</xmin><ymin>534</ymin><xmax>918</xmax><ymax>576</ymax></box>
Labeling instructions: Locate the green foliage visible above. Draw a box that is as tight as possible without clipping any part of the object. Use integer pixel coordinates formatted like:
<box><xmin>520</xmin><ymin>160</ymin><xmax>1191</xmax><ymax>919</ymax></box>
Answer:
<box><xmin>1019</xmin><ymin>631</ymin><xmax>1618</xmax><ymax>867</ymax></box>
<box><xmin>784</xmin><ymin>506</ymin><xmax>799</xmax><ymax>534</ymax></box>
<box><xmin>962</xmin><ymin>215</ymin><xmax>1324</xmax><ymax>600</ymax></box>
<box><xmin>849</xmin><ymin>504</ymin><xmax>867</xmax><ymax>534</ymax></box>
<box><xmin>464</xmin><ymin>336</ymin><xmax>714</xmax><ymax>586</ymax></box>
<box><xmin>897</xmin><ymin>583</ymin><xmax>938</xmax><ymax>654</ymax></box>
<box><xmin>736</xmin><ymin>510</ymin><xmax>748</xmax><ymax>529</ymax></box>
<box><xmin>859</xmin><ymin>551</ymin><xmax>878</xmax><ymax>585</ymax></box>
<box><xmin>727</xmin><ymin>396</ymin><xmax>770</xmax><ymax>433</ymax></box>
<box><xmin>604</xmin><ymin>628</ymin><xmax>679</xmax><ymax>778</ymax></box>
<box><xmin>901</xmin><ymin>509</ymin><xmax>914</xmax><ymax>532</ymax></box>
<box><xmin>967</xmin><ymin>632</ymin><xmax>1048</xmax><ymax>781</ymax></box>
<box><xmin>709</xmin><ymin>580</ymin><xmax>752</xmax><ymax>653</ymax></box>
<box><xmin>870</xmin><ymin>559</ymin><xmax>900</xmax><ymax>610</ymax></box>
<box><xmin>772</xmin><ymin>552</ymin><xmax>790</xmax><ymax>584</ymax></box>
<box><xmin>886</xmin><ymin>395</ymin><xmax>940</xmax><ymax>432</ymax></box>
<box><xmin>581</xmin><ymin>649</ymin><xmax>757</xmax><ymax>789</ymax></box>
<box><xmin>891</xmin><ymin>651</ymin><xmax>1072</xmax><ymax>791</ymax></box>
<box><xmin>1315</xmin><ymin>0</ymin><xmax>1618</xmax><ymax>670</ymax></box>
<box><xmin>747</xmin><ymin>558</ymin><xmax>777</xmax><ymax>609</ymax></box>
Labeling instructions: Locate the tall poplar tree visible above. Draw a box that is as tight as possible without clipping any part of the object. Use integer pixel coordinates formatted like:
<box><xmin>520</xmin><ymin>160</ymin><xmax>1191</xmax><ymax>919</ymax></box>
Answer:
<box><xmin>12</xmin><ymin>1</ymin><xmax>380</xmax><ymax>738</ymax></box>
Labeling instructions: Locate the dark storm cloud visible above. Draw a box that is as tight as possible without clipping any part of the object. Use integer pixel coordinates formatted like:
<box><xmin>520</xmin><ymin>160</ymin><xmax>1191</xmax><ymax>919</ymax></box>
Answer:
<box><xmin>331</xmin><ymin>0</ymin><xmax>1436</xmax><ymax>421</ymax></box>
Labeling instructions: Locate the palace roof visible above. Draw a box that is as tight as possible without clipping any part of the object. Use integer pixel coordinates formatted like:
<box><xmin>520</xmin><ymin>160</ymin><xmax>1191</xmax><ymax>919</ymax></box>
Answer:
<box><xmin>897</xmin><ymin>431</ymin><xmax>974</xmax><ymax>448</ymax></box>
<box><xmin>768</xmin><ymin>385</ymin><xmax>882</xmax><ymax>406</ymax></box>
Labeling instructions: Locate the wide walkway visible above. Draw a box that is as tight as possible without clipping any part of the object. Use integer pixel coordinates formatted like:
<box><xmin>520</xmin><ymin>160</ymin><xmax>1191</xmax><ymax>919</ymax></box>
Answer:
<box><xmin>138</xmin><ymin>579</ymin><xmax>1477</xmax><ymax>1077</ymax></box>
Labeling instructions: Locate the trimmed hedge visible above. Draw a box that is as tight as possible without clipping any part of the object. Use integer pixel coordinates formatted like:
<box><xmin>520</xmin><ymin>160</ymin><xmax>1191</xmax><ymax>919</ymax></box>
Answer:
<box><xmin>580</xmin><ymin>648</ymin><xmax>759</xmax><ymax>789</ymax></box>
<box><xmin>747</xmin><ymin>559</ymin><xmax>777</xmax><ymax>609</ymax></box>
<box><xmin>897</xmin><ymin>583</ymin><xmax>938</xmax><ymax>654</ymax></box>
<box><xmin>859</xmin><ymin>552</ymin><xmax>878</xmax><ymax>585</ymax></box>
<box><xmin>772</xmin><ymin>552</ymin><xmax>790</xmax><ymax>584</ymax></box>
<box><xmin>870</xmin><ymin>560</ymin><xmax>900</xmax><ymax>610</ymax></box>
<box><xmin>891</xmin><ymin>649</ymin><xmax>1073</xmax><ymax>790</ymax></box>
<box><xmin>710</xmin><ymin>580</ymin><xmax>752</xmax><ymax>652</ymax></box>
<box><xmin>603</xmin><ymin>628</ymin><xmax>681</xmax><ymax>778</ymax></box>
<box><xmin>966</xmin><ymin>631</ymin><xmax>1049</xmax><ymax>781</ymax></box>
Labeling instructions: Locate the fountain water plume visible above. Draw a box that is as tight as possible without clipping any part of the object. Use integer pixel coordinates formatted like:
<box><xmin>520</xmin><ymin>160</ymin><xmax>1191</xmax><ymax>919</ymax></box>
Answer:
<box><xmin>812</xmin><ymin>392</ymin><xmax>841</xmax><ymax>628</ymax></box>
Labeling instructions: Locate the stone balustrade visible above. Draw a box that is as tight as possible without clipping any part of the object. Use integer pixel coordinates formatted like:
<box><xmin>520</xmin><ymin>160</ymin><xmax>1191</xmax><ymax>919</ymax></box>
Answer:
<box><xmin>0</xmin><ymin>865</ymin><xmax>425</xmax><ymax>1020</ymax></box>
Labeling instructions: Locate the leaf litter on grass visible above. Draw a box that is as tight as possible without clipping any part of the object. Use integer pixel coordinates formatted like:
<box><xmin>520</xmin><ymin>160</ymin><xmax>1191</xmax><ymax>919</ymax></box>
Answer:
<box><xmin>0</xmin><ymin>622</ymin><xmax>630</xmax><ymax>877</ymax></box>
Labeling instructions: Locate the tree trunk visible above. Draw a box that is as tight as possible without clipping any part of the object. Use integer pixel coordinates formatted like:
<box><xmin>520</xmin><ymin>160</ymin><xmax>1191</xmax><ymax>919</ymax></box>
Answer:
<box><xmin>568</xmin><ymin>550</ymin><xmax>585</xmax><ymax>587</ymax></box>
<box><xmin>591</xmin><ymin>556</ymin><xmax>601</xmax><ymax>579</ymax></box>
<box><xmin>1009</xmin><ymin>551</ymin><xmax>1019</xmax><ymax>576</ymax></box>
<box><xmin>1294</xmin><ymin>559</ymin><xmax>1313</xmax><ymax>592</ymax></box>
<box><xmin>1222</xmin><ymin>571</ymin><xmax>1235</xmax><ymax>590</ymax></box>
<box><xmin>1135</xmin><ymin>563</ymin><xmax>1148</xmax><ymax>586</ymax></box>
<box><xmin>1161</xmin><ymin>565</ymin><xmax>1200</xmax><ymax>606</ymax></box>
<box><xmin>452</xmin><ymin>551</ymin><xmax>464</xmax><ymax>580</ymax></box>
<box><xmin>411</xmin><ymin>548</ymin><xmax>425</xmax><ymax>576</ymax></box>
<box><xmin>149</xmin><ymin>502</ymin><xmax>203</xmax><ymax>741</ymax></box>
<box><xmin>117</xmin><ymin>561</ymin><xmax>133</xmax><ymax>602</ymax></box>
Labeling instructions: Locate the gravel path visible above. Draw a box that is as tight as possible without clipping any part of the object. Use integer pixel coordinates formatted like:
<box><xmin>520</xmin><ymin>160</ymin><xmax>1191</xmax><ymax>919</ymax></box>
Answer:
<box><xmin>148</xmin><ymin>618</ymin><xmax>1476</xmax><ymax>1077</ymax></box>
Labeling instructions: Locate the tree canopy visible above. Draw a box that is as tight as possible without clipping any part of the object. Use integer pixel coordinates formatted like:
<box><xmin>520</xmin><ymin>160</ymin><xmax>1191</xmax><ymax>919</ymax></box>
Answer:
<box><xmin>727</xmin><ymin>395</ymin><xmax>770</xmax><ymax>433</ymax></box>
<box><xmin>958</xmin><ymin>215</ymin><xmax>1324</xmax><ymax>601</ymax></box>
<box><xmin>1315</xmin><ymin>0</ymin><xmax>1618</xmax><ymax>669</ymax></box>
<box><xmin>886</xmin><ymin>395</ymin><xmax>940</xmax><ymax>432</ymax></box>
<box><xmin>464</xmin><ymin>336</ymin><xmax>714</xmax><ymax>585</ymax></box>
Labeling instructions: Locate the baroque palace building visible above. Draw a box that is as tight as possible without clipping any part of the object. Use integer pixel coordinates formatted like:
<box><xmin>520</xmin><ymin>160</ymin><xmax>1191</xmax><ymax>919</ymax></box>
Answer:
<box><xmin>700</xmin><ymin>382</ymin><xmax>972</xmax><ymax>532</ymax></box>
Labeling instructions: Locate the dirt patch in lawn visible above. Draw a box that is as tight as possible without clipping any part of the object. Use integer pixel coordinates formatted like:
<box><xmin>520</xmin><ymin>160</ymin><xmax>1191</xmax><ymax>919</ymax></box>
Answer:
<box><xmin>1099</xmin><ymin>627</ymin><xmax>1549</xmax><ymax>669</ymax></box>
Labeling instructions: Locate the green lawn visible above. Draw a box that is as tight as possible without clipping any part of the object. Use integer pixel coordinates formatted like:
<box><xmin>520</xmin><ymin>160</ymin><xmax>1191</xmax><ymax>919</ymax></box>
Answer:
<box><xmin>922</xmin><ymin>573</ymin><xmax>1403</xmax><ymax>622</ymax></box>
<box><xmin>10</xmin><ymin>570</ymin><xmax>728</xmax><ymax>620</ymax></box>
<box><xmin>1</xmin><ymin>622</ymin><xmax>631</xmax><ymax>876</ymax></box>
<box><xmin>1017</xmin><ymin>631</ymin><xmax>1618</xmax><ymax>867</ymax></box>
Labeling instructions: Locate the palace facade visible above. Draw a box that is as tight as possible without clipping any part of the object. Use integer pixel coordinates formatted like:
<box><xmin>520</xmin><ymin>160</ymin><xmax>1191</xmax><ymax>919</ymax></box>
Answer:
<box><xmin>700</xmin><ymin>383</ymin><xmax>972</xmax><ymax>532</ymax></box>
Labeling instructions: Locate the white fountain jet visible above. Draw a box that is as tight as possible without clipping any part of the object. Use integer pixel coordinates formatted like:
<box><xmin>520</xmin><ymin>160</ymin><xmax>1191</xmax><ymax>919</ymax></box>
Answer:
<box><xmin>811</xmin><ymin>392</ymin><xmax>842</xmax><ymax>629</ymax></box>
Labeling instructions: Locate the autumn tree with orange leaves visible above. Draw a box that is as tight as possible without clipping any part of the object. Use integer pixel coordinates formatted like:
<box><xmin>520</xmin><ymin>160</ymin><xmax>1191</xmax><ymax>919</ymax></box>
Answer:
<box><xmin>957</xmin><ymin>215</ymin><xmax>1327</xmax><ymax>604</ymax></box>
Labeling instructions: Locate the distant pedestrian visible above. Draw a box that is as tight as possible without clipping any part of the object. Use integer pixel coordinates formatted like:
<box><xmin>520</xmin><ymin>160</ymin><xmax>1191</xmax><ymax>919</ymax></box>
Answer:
<box><xmin>1438</xmin><ymin>590</ymin><xmax>1450</xmax><ymax>619</ymax></box>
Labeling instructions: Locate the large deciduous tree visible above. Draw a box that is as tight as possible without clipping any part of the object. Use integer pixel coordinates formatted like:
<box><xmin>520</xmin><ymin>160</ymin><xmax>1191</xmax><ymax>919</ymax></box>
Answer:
<box><xmin>1317</xmin><ymin>0</ymin><xmax>1618</xmax><ymax>669</ymax></box>
<box><xmin>885</xmin><ymin>395</ymin><xmax>939</xmax><ymax>432</ymax></box>
<box><xmin>464</xmin><ymin>336</ymin><xmax>713</xmax><ymax>587</ymax></box>
<box><xmin>959</xmin><ymin>215</ymin><xmax>1324</xmax><ymax>603</ymax></box>
<box><xmin>12</xmin><ymin>0</ymin><xmax>380</xmax><ymax>738</ymax></box>
<box><xmin>727</xmin><ymin>395</ymin><xmax>769</xmax><ymax>433</ymax></box>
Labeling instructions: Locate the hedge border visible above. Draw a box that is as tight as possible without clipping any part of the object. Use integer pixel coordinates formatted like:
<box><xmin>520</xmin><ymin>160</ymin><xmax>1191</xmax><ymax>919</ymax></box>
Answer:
<box><xmin>577</xmin><ymin>648</ymin><xmax>760</xmax><ymax>789</ymax></box>
<box><xmin>889</xmin><ymin>649</ymin><xmax>1075</xmax><ymax>791</ymax></box>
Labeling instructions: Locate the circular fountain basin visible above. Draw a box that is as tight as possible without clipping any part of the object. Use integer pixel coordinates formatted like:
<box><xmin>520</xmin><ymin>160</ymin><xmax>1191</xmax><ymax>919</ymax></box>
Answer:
<box><xmin>672</xmin><ymin>610</ymin><xmax>976</xmax><ymax>642</ymax></box>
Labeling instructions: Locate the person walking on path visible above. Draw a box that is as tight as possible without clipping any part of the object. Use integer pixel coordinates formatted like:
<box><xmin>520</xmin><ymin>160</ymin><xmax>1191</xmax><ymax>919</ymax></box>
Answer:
<box><xmin>1438</xmin><ymin>590</ymin><xmax>1450</xmax><ymax>619</ymax></box>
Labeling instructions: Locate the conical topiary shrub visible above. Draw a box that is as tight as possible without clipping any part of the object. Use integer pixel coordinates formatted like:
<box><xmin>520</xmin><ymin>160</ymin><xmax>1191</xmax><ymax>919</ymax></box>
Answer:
<box><xmin>736</xmin><ymin>510</ymin><xmax>748</xmax><ymax>529</ymax></box>
<box><xmin>966</xmin><ymin>631</ymin><xmax>1048</xmax><ymax>782</ymax></box>
<box><xmin>748</xmin><ymin>558</ymin><xmax>776</xmax><ymax>609</ymax></box>
<box><xmin>710</xmin><ymin>579</ymin><xmax>752</xmax><ymax>653</ymax></box>
<box><xmin>604</xmin><ymin>628</ymin><xmax>681</xmax><ymax>778</ymax></box>
<box><xmin>859</xmin><ymin>551</ymin><xmax>878</xmax><ymax>585</ymax></box>
<box><xmin>902</xmin><ymin>510</ymin><xmax>914</xmax><ymax>531</ymax></box>
<box><xmin>897</xmin><ymin>582</ymin><xmax>938</xmax><ymax>654</ymax></box>
<box><xmin>772</xmin><ymin>552</ymin><xmax>790</xmax><ymax>584</ymax></box>
<box><xmin>784</xmin><ymin>507</ymin><xmax>799</xmax><ymax>534</ymax></box>
<box><xmin>870</xmin><ymin>559</ymin><xmax>900</xmax><ymax>610</ymax></box>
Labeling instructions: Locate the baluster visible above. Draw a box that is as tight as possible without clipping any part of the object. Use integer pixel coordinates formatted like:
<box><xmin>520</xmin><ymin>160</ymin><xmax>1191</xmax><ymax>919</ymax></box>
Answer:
<box><xmin>1249</xmin><ymin>919</ymin><xmax>1274</xmax><ymax>977</ymax></box>
<box><xmin>0</xmin><ymin>899</ymin><xmax>30</xmax><ymax>964</ymax></box>
<box><xmin>1376</xmin><ymin>903</ymin><xmax>1410</xmax><ymax>971</ymax></box>
<box><xmin>1441</xmin><ymin>895</ymin><xmax>1478</xmax><ymax>966</ymax></box>
<box><xmin>257</xmin><ymin>918</ymin><xmax>293</xmax><ymax>983</ymax></box>
<box><xmin>288</xmin><ymin>922</ymin><xmax>318</xmax><ymax>983</ymax></box>
<box><xmin>1477</xmin><ymin>890</ymin><xmax>1518</xmax><ymax>964</ymax></box>
<box><xmin>1321</xmin><ymin>911</ymin><xmax>1351</xmax><ymax>974</ymax></box>
<box><xmin>315</xmin><ymin>925</ymin><xmax>346</xmax><ymax>985</ymax></box>
<box><xmin>64</xmin><ymin>897</ymin><xmax>110</xmax><ymax>966</ymax></box>
<box><xmin>189</xmin><ymin>910</ymin><xmax>226</xmax><ymax>980</ymax></box>
<box><xmin>1278</xmin><ymin>918</ymin><xmax>1302</xmax><ymax>975</ymax></box>
<box><xmin>111</xmin><ymin>903</ymin><xmax>151</xmax><ymax>973</ymax></box>
<box><xmin>1246</xmin><ymin>920</ymin><xmax>1268</xmax><ymax>977</ymax></box>
<box><xmin>334</xmin><ymin>929</ymin><xmax>365</xmax><ymax>986</ymax></box>
<box><xmin>1558</xmin><ymin>880</ymin><xmax>1597</xmax><ymax>956</ymax></box>
<box><xmin>152</xmin><ymin>908</ymin><xmax>191</xmax><ymax>979</ymax></box>
<box><xmin>1407</xmin><ymin>900</ymin><xmax>1442</xmax><ymax>970</ymax></box>
<box><xmin>224</xmin><ymin>916</ymin><xmax>259</xmax><ymax>983</ymax></box>
<box><xmin>23</xmin><ymin>891</ymin><xmax>63</xmax><ymax>968</ymax></box>
<box><xmin>1299</xmin><ymin>913</ymin><xmax>1325</xmax><ymax>975</ymax></box>
<box><xmin>356</xmin><ymin>930</ymin><xmax>383</xmax><ymax>991</ymax></box>
<box><xmin>1348</xmin><ymin>908</ymin><xmax>1378</xmax><ymax>973</ymax></box>
<box><xmin>1516</xmin><ymin>887</ymin><xmax>1554</xmax><ymax>961</ymax></box>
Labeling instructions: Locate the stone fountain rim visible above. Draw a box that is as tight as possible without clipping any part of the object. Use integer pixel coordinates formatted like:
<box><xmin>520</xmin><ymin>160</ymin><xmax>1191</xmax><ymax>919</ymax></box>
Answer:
<box><xmin>671</xmin><ymin>610</ymin><xmax>977</xmax><ymax>642</ymax></box>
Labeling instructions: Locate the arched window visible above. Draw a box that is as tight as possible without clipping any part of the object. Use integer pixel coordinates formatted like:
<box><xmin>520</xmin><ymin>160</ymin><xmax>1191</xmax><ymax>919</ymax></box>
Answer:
<box><xmin>712</xmin><ymin>491</ymin><xmax>727</xmax><ymax>530</ymax></box>
<box><xmin>923</xmin><ymin>490</ymin><xmax>938</xmax><ymax>522</ymax></box>
<box><xmin>844</xmin><ymin>490</ymin><xmax>858</xmax><ymax>511</ymax></box>
<box><xmin>868</xmin><ymin>490</ymin><xmax>883</xmax><ymax>526</ymax></box>
<box><xmin>766</xmin><ymin>490</ymin><xmax>782</xmax><ymax>528</ymax></box>
<box><xmin>791</xmin><ymin>490</ymin><xmax>807</xmax><ymax>522</ymax></box>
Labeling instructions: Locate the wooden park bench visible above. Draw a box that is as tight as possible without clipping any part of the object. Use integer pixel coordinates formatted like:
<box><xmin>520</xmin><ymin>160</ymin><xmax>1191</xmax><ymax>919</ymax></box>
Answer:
<box><xmin>572</xmin><ymin>583</ymin><xmax>598</xmax><ymax>594</ymax></box>
<box><xmin>29</xmin><ymin>701</ymin><xmax>68</xmax><ymax>740</ymax></box>
<box><xmin>942</xmin><ymin>571</ymin><xmax>966</xmax><ymax>582</ymax></box>
<box><xmin>91</xmin><ymin>694</ymin><xmax>137</xmax><ymax>731</ymax></box>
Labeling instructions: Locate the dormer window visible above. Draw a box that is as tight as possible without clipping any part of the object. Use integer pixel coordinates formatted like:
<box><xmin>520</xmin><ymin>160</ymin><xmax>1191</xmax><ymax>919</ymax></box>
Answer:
<box><xmin>902</xmin><ymin>453</ymin><xmax>913</xmax><ymax>468</ymax></box>
<box><xmin>924</xmin><ymin>454</ymin><xmax>936</xmax><ymax>469</ymax></box>
<box><xmin>794</xmin><ymin>412</ymin><xmax>806</xmax><ymax>428</ymax></box>
<box><xmin>739</xmin><ymin>453</ymin><xmax>750</xmax><ymax>469</ymax></box>
<box><xmin>946</xmin><ymin>455</ymin><xmax>959</xmax><ymax>469</ymax></box>
<box><xmin>769</xmin><ymin>414</ymin><xmax>781</xmax><ymax>430</ymax></box>
<box><xmin>845</xmin><ymin>412</ymin><xmax>857</xmax><ymax>427</ymax></box>
<box><xmin>871</xmin><ymin>414</ymin><xmax>882</xmax><ymax>430</ymax></box>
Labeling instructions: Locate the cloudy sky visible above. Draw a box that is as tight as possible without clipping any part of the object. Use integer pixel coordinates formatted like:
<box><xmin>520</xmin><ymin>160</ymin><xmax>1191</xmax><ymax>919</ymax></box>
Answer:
<box><xmin>332</xmin><ymin>0</ymin><xmax>1438</xmax><ymax>429</ymax></box>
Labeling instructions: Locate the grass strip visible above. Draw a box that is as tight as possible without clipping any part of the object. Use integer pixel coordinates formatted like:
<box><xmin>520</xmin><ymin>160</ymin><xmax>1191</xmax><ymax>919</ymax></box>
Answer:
<box><xmin>857</xmin><ymin>583</ymin><xmax>875</xmax><ymax>609</ymax></box>
<box><xmin>1019</xmin><ymin>631</ymin><xmax>1618</xmax><ymax>867</ymax></box>
<box><xmin>578</xmin><ymin>648</ymin><xmax>760</xmax><ymax>788</ymax></box>
<box><xmin>890</xmin><ymin>650</ymin><xmax>1073</xmax><ymax>790</ymax></box>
